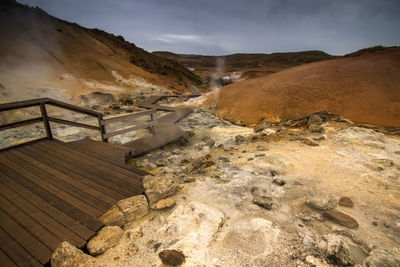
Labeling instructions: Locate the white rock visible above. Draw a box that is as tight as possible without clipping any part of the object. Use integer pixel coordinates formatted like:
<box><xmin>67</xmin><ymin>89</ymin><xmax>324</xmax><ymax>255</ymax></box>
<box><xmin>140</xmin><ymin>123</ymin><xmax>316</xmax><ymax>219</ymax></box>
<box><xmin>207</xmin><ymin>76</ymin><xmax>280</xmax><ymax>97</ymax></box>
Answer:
<box><xmin>143</xmin><ymin>174</ymin><xmax>179</xmax><ymax>206</ymax></box>
<box><xmin>87</xmin><ymin>226</ymin><xmax>123</xmax><ymax>256</ymax></box>
<box><xmin>158</xmin><ymin>201</ymin><xmax>224</xmax><ymax>265</ymax></box>
<box><xmin>117</xmin><ymin>195</ymin><xmax>149</xmax><ymax>222</ymax></box>
<box><xmin>51</xmin><ymin>241</ymin><xmax>99</xmax><ymax>267</ymax></box>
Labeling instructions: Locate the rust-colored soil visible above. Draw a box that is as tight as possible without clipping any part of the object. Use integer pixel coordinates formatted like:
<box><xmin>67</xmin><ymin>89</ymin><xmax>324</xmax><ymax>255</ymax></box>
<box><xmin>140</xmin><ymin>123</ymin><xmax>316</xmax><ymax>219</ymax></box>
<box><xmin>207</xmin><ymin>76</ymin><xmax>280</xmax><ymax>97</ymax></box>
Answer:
<box><xmin>216</xmin><ymin>48</ymin><xmax>400</xmax><ymax>127</ymax></box>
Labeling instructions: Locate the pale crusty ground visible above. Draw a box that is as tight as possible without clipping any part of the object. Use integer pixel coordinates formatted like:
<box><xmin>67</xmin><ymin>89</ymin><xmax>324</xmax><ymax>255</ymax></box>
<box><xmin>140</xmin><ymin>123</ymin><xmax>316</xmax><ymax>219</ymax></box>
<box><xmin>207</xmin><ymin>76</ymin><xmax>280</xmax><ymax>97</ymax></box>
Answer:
<box><xmin>91</xmin><ymin>110</ymin><xmax>400</xmax><ymax>267</ymax></box>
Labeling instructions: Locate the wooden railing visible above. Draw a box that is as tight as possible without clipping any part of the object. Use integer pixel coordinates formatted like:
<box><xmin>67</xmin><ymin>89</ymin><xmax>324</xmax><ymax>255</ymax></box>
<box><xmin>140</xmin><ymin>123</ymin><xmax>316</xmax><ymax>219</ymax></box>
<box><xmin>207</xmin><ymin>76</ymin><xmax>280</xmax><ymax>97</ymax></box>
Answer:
<box><xmin>0</xmin><ymin>98</ymin><xmax>159</xmax><ymax>148</ymax></box>
<box><xmin>101</xmin><ymin>109</ymin><xmax>158</xmax><ymax>139</ymax></box>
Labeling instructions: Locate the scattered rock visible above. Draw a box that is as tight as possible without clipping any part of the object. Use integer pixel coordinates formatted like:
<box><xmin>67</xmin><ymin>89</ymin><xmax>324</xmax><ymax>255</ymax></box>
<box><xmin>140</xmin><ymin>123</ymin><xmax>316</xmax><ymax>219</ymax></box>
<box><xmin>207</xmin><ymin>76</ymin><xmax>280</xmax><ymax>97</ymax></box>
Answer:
<box><xmin>159</xmin><ymin>249</ymin><xmax>185</xmax><ymax>266</ymax></box>
<box><xmin>313</xmin><ymin>136</ymin><xmax>326</xmax><ymax>141</ymax></box>
<box><xmin>188</xmin><ymin>156</ymin><xmax>215</xmax><ymax>174</ymax></box>
<box><xmin>98</xmin><ymin>205</ymin><xmax>126</xmax><ymax>227</ymax></box>
<box><xmin>309</xmin><ymin>124</ymin><xmax>324</xmax><ymax>133</ymax></box>
<box><xmin>51</xmin><ymin>241</ymin><xmax>98</xmax><ymax>267</ymax></box>
<box><xmin>256</xmin><ymin>145</ymin><xmax>268</xmax><ymax>151</ymax></box>
<box><xmin>303</xmin><ymin>137</ymin><xmax>319</xmax><ymax>146</ymax></box>
<box><xmin>235</xmin><ymin>135</ymin><xmax>245</xmax><ymax>144</ymax></box>
<box><xmin>308</xmin><ymin>114</ymin><xmax>323</xmax><ymax>127</ymax></box>
<box><xmin>363</xmin><ymin>248</ymin><xmax>400</xmax><ymax>267</ymax></box>
<box><xmin>273</xmin><ymin>178</ymin><xmax>286</xmax><ymax>186</ymax></box>
<box><xmin>218</xmin><ymin>157</ymin><xmax>230</xmax><ymax>162</ymax></box>
<box><xmin>338</xmin><ymin>196</ymin><xmax>354</xmax><ymax>207</ymax></box>
<box><xmin>372</xmin><ymin>158</ymin><xmax>394</xmax><ymax>167</ymax></box>
<box><xmin>251</xmin><ymin>187</ymin><xmax>274</xmax><ymax>210</ymax></box>
<box><xmin>87</xmin><ymin>226</ymin><xmax>123</xmax><ymax>256</ymax></box>
<box><xmin>254</xmin><ymin>121</ymin><xmax>272</xmax><ymax>132</ymax></box>
<box><xmin>117</xmin><ymin>195</ymin><xmax>149</xmax><ymax>222</ymax></box>
<box><xmin>305</xmin><ymin>255</ymin><xmax>330</xmax><ymax>267</ymax></box>
<box><xmin>255</xmin><ymin>153</ymin><xmax>266</xmax><ymax>157</ymax></box>
<box><xmin>154</xmin><ymin>242</ymin><xmax>162</xmax><ymax>252</ymax></box>
<box><xmin>143</xmin><ymin>174</ymin><xmax>179</xmax><ymax>207</ymax></box>
<box><xmin>155</xmin><ymin>197</ymin><xmax>176</xmax><ymax>210</ymax></box>
<box><xmin>325</xmin><ymin>234</ymin><xmax>355</xmax><ymax>266</ymax></box>
<box><xmin>323</xmin><ymin>210</ymin><xmax>359</xmax><ymax>228</ymax></box>
<box><xmin>306</xmin><ymin>191</ymin><xmax>337</xmax><ymax>210</ymax></box>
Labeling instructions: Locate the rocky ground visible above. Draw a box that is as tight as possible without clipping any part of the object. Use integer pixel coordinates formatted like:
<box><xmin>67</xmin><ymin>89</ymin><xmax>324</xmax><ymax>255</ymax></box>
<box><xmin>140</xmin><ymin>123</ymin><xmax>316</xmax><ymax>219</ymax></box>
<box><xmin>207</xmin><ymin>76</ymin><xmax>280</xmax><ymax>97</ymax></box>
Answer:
<box><xmin>50</xmin><ymin>99</ymin><xmax>400</xmax><ymax>267</ymax></box>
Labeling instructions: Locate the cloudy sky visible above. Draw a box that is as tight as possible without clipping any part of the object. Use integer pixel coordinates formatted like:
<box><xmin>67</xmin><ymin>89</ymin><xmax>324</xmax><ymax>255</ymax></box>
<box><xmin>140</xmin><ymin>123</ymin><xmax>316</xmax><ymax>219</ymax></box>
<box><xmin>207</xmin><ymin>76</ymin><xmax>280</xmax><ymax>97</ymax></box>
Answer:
<box><xmin>18</xmin><ymin>0</ymin><xmax>400</xmax><ymax>55</ymax></box>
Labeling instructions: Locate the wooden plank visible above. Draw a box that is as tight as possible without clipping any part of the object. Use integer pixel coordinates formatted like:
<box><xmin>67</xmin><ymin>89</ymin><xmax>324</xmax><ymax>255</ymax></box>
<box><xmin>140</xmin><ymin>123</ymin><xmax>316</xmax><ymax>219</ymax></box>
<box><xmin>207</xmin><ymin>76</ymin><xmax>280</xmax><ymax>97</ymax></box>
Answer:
<box><xmin>0</xmin><ymin>194</ymin><xmax>62</xmax><ymax>251</ymax></box>
<box><xmin>0</xmin><ymin>98</ymin><xmax>49</xmax><ymax>112</ymax></box>
<box><xmin>65</xmin><ymin>139</ymin><xmax>151</xmax><ymax>176</ymax></box>
<box><xmin>14</xmin><ymin>147</ymin><xmax>118</xmax><ymax>205</ymax></box>
<box><xmin>0</xmin><ymin>181</ymin><xmax>86</xmax><ymax>248</ymax></box>
<box><xmin>0</xmin><ymin>228</ymin><xmax>41</xmax><ymax>267</ymax></box>
<box><xmin>48</xmin><ymin>99</ymin><xmax>103</xmax><ymax>117</ymax></box>
<box><xmin>103</xmin><ymin>121</ymin><xmax>157</xmax><ymax>139</ymax></box>
<box><xmin>0</xmin><ymin>152</ymin><xmax>103</xmax><ymax>218</ymax></box>
<box><xmin>0</xmin><ymin>169</ymin><xmax>94</xmax><ymax>241</ymax></box>
<box><xmin>0</xmin><ymin>209</ymin><xmax>52</xmax><ymax>265</ymax></box>
<box><xmin>101</xmin><ymin>109</ymin><xmax>157</xmax><ymax>125</ymax></box>
<box><xmin>41</xmin><ymin>141</ymin><xmax>143</xmax><ymax>187</ymax></box>
<box><xmin>48</xmin><ymin>117</ymin><xmax>100</xmax><ymax>130</ymax></box>
<box><xmin>0</xmin><ymin>248</ymin><xmax>17</xmax><ymax>267</ymax></box>
<box><xmin>29</xmin><ymin>142</ymin><xmax>141</xmax><ymax>197</ymax></box>
<box><xmin>0</xmin><ymin>137</ymin><xmax>48</xmax><ymax>153</ymax></box>
<box><xmin>8</xmin><ymin>150</ymin><xmax>112</xmax><ymax>211</ymax></box>
<box><xmin>18</xmin><ymin>145</ymin><xmax>127</xmax><ymax>201</ymax></box>
<box><xmin>0</xmin><ymin>158</ymin><xmax>103</xmax><ymax>232</ymax></box>
<box><xmin>0</xmin><ymin>117</ymin><xmax>42</xmax><ymax>131</ymax></box>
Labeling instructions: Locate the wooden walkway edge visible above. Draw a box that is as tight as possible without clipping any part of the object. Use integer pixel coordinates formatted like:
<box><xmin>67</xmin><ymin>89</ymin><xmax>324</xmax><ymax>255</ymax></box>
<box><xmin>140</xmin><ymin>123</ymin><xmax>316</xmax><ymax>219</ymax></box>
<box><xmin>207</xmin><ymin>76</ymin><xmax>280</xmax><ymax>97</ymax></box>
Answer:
<box><xmin>0</xmin><ymin>139</ymin><xmax>145</xmax><ymax>266</ymax></box>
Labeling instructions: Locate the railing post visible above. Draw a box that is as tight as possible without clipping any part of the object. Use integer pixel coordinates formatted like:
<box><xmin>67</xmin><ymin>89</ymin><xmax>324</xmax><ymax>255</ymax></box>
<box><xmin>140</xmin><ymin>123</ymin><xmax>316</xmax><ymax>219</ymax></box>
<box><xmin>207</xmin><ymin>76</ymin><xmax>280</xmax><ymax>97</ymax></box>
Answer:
<box><xmin>39</xmin><ymin>103</ymin><xmax>53</xmax><ymax>140</ymax></box>
<box><xmin>149</xmin><ymin>113</ymin><xmax>156</xmax><ymax>134</ymax></box>
<box><xmin>98</xmin><ymin>115</ymin><xmax>108</xmax><ymax>142</ymax></box>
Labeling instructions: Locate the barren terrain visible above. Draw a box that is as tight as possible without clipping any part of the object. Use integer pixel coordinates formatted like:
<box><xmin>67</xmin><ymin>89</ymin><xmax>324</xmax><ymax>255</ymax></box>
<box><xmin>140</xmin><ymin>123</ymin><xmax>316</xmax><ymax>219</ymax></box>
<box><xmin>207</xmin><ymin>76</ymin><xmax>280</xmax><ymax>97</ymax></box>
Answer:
<box><xmin>213</xmin><ymin>47</ymin><xmax>400</xmax><ymax>127</ymax></box>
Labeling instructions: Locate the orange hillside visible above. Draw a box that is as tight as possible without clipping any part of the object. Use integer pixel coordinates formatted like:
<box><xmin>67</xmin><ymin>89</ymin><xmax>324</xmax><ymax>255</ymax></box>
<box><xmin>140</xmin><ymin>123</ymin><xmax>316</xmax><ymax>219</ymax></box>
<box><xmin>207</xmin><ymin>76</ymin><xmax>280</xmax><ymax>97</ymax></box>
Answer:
<box><xmin>215</xmin><ymin>47</ymin><xmax>400</xmax><ymax>127</ymax></box>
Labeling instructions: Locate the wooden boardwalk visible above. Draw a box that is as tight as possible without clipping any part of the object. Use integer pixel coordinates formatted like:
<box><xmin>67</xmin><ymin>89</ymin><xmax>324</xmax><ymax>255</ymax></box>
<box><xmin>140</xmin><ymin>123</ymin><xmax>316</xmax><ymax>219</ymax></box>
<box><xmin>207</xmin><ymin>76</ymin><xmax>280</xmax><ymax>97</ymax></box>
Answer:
<box><xmin>0</xmin><ymin>87</ymin><xmax>202</xmax><ymax>266</ymax></box>
<box><xmin>0</xmin><ymin>139</ymin><xmax>144</xmax><ymax>266</ymax></box>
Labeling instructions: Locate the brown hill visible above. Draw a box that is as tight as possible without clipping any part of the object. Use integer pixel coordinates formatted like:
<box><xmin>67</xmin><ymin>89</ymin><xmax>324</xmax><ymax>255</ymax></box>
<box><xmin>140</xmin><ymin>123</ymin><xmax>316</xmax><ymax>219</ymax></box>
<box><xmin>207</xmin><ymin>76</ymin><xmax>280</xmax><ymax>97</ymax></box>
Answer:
<box><xmin>0</xmin><ymin>1</ymin><xmax>200</xmax><ymax>102</ymax></box>
<box><xmin>153</xmin><ymin>50</ymin><xmax>336</xmax><ymax>85</ymax></box>
<box><xmin>215</xmin><ymin>47</ymin><xmax>400</xmax><ymax>127</ymax></box>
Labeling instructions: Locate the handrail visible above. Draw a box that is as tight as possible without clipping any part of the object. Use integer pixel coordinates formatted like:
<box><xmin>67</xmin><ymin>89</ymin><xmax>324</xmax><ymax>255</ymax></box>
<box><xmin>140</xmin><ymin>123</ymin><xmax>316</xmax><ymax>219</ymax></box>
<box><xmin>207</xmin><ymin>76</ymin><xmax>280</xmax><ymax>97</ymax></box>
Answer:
<box><xmin>0</xmin><ymin>98</ymin><xmax>105</xmax><ymax>148</ymax></box>
<box><xmin>0</xmin><ymin>97</ymin><xmax>160</xmax><ymax>147</ymax></box>
<box><xmin>0</xmin><ymin>98</ymin><xmax>103</xmax><ymax>117</ymax></box>
<box><xmin>101</xmin><ymin>109</ymin><xmax>157</xmax><ymax>125</ymax></box>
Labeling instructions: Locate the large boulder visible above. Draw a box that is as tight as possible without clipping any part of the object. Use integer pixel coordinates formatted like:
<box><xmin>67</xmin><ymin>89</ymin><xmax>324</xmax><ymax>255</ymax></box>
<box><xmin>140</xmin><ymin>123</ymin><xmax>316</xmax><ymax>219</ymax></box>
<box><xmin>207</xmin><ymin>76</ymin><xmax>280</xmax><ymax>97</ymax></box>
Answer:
<box><xmin>87</xmin><ymin>226</ymin><xmax>123</xmax><ymax>256</ymax></box>
<box><xmin>51</xmin><ymin>242</ymin><xmax>99</xmax><ymax>267</ymax></box>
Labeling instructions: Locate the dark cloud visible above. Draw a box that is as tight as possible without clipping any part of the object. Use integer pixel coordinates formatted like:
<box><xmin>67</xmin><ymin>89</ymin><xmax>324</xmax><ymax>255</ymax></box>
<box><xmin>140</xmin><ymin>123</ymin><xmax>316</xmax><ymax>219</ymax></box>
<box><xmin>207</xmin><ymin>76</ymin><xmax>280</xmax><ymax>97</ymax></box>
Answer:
<box><xmin>18</xmin><ymin>0</ymin><xmax>400</xmax><ymax>55</ymax></box>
